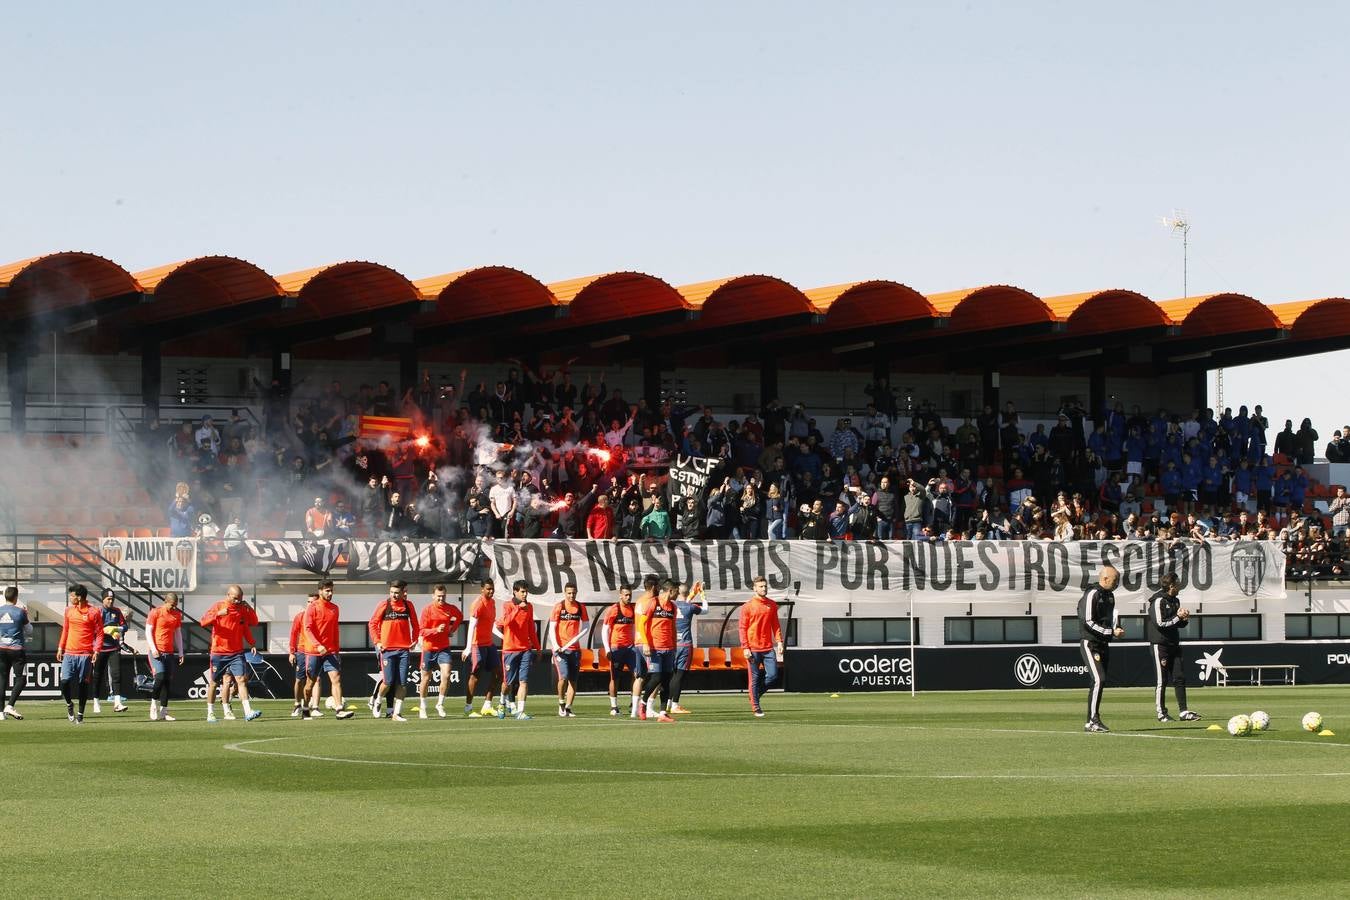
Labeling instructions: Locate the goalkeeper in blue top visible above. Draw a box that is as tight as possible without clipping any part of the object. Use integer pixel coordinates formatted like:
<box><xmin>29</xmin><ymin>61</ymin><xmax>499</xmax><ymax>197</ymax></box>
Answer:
<box><xmin>1</xmin><ymin>586</ymin><xmax>32</xmax><ymax>720</ymax></box>
<box><xmin>666</xmin><ymin>581</ymin><xmax>709</xmax><ymax>715</ymax></box>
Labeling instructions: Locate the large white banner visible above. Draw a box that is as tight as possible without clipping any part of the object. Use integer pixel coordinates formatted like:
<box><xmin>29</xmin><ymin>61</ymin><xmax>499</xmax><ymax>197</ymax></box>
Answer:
<box><xmin>489</xmin><ymin>539</ymin><xmax>1286</xmax><ymax>606</ymax></box>
<box><xmin>99</xmin><ymin>536</ymin><xmax>198</xmax><ymax>593</ymax></box>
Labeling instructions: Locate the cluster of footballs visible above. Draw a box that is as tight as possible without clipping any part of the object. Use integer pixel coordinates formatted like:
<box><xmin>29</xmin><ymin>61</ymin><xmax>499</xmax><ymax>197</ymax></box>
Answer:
<box><xmin>1225</xmin><ymin>711</ymin><xmax>1326</xmax><ymax>736</ymax></box>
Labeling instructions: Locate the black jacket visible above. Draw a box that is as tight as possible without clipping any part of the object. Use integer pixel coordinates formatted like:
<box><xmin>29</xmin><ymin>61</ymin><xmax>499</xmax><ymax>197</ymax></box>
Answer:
<box><xmin>1145</xmin><ymin>589</ymin><xmax>1188</xmax><ymax>645</ymax></box>
<box><xmin>1078</xmin><ymin>586</ymin><xmax>1117</xmax><ymax>643</ymax></box>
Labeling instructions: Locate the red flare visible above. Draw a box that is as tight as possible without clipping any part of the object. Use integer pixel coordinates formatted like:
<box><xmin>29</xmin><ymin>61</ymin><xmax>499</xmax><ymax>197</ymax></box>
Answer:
<box><xmin>414</xmin><ymin>434</ymin><xmax>431</xmax><ymax>449</ymax></box>
<box><xmin>587</xmin><ymin>447</ymin><xmax>613</xmax><ymax>464</ymax></box>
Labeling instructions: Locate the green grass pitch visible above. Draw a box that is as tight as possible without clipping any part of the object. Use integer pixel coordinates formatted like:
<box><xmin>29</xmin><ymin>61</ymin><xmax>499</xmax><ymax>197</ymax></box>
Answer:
<box><xmin>5</xmin><ymin>687</ymin><xmax>1349</xmax><ymax>898</ymax></box>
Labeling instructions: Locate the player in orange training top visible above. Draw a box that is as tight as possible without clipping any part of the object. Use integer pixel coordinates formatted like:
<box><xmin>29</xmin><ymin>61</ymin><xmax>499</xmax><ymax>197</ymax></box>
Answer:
<box><xmin>494</xmin><ymin>580</ymin><xmax>539</xmax><ymax>720</ymax></box>
<box><xmin>738</xmin><ymin>576</ymin><xmax>784</xmax><ymax>718</ymax></box>
<box><xmin>462</xmin><ymin>580</ymin><xmax>502</xmax><ymax>718</ymax></box>
<box><xmin>418</xmin><ymin>583</ymin><xmax>464</xmax><ymax>719</ymax></box>
<box><xmin>638</xmin><ymin>579</ymin><xmax>679</xmax><ymax>724</ymax></box>
<box><xmin>144</xmin><ymin>591</ymin><xmax>185</xmax><ymax>722</ymax></box>
<box><xmin>57</xmin><ymin>584</ymin><xmax>102</xmax><ymax>724</ymax></box>
<box><xmin>200</xmin><ymin>584</ymin><xmax>263</xmax><ymax>723</ymax></box>
<box><xmin>548</xmin><ymin>582</ymin><xmax>589</xmax><ymax>717</ymax></box>
<box><xmin>369</xmin><ymin>580</ymin><xmax>420</xmax><ymax>722</ymax></box>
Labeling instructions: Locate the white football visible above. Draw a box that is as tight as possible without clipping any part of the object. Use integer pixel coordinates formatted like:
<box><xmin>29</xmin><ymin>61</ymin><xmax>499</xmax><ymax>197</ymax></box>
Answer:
<box><xmin>1227</xmin><ymin>714</ymin><xmax>1252</xmax><ymax>736</ymax></box>
<box><xmin>1249</xmin><ymin>711</ymin><xmax>1270</xmax><ymax>732</ymax></box>
<box><xmin>1302</xmin><ymin>712</ymin><xmax>1323</xmax><ymax>732</ymax></box>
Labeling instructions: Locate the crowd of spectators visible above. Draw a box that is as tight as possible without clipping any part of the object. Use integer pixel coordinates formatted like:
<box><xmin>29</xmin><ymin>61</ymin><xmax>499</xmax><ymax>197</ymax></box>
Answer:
<box><xmin>131</xmin><ymin>367</ymin><xmax>1350</xmax><ymax>578</ymax></box>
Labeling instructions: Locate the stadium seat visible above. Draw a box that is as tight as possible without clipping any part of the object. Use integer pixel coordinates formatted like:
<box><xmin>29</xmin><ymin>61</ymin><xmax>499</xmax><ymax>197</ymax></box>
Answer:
<box><xmin>106</xmin><ymin>526</ymin><xmax>130</xmax><ymax>538</ymax></box>
<box><xmin>696</xmin><ymin>647</ymin><xmax>711</xmax><ymax>668</ymax></box>
<box><xmin>729</xmin><ymin>648</ymin><xmax>750</xmax><ymax>669</ymax></box>
<box><xmin>132</xmin><ymin>527</ymin><xmax>154</xmax><ymax>538</ymax></box>
<box><xmin>708</xmin><ymin>647</ymin><xmax>729</xmax><ymax>669</ymax></box>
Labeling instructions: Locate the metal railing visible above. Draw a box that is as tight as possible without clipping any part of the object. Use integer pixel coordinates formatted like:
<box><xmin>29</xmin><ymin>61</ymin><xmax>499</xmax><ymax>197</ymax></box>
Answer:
<box><xmin>0</xmin><ymin>532</ymin><xmax>209</xmax><ymax>651</ymax></box>
<box><xmin>0</xmin><ymin>401</ymin><xmax>262</xmax><ymax>437</ymax></box>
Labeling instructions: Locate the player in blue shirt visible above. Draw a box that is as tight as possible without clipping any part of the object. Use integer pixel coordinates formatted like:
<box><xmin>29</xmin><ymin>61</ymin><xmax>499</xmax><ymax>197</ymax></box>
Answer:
<box><xmin>666</xmin><ymin>581</ymin><xmax>709</xmax><ymax>715</ymax></box>
<box><xmin>0</xmin><ymin>586</ymin><xmax>32</xmax><ymax>720</ymax></box>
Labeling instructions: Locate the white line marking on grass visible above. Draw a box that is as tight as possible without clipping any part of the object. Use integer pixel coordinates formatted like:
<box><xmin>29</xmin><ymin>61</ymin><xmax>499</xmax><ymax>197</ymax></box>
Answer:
<box><xmin>223</xmin><ymin>737</ymin><xmax>1350</xmax><ymax>780</ymax></box>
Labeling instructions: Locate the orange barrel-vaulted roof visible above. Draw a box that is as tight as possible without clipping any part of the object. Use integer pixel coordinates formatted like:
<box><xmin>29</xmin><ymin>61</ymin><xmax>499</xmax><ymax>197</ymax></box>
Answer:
<box><xmin>548</xmin><ymin>272</ymin><xmax>690</xmax><ymax>327</ymax></box>
<box><xmin>133</xmin><ymin>256</ymin><xmax>284</xmax><ymax>323</ymax></box>
<box><xmin>1043</xmin><ymin>289</ymin><xmax>1173</xmax><ymax>335</ymax></box>
<box><xmin>0</xmin><ymin>252</ymin><xmax>142</xmax><ymax>320</ymax></box>
<box><xmin>676</xmin><ymin>275</ymin><xmax>816</xmax><ymax>328</ymax></box>
<box><xmin>273</xmin><ymin>260</ymin><xmax>421</xmax><ymax>322</ymax></box>
<box><xmin>1269</xmin><ymin>297</ymin><xmax>1350</xmax><ymax>341</ymax></box>
<box><xmin>1156</xmin><ymin>293</ymin><xmax>1282</xmax><ymax>337</ymax></box>
<box><xmin>805</xmin><ymin>280</ymin><xmax>937</xmax><ymax>331</ymax></box>
<box><xmin>414</xmin><ymin>266</ymin><xmax>557</xmax><ymax>324</ymax></box>
<box><xmin>928</xmin><ymin>285</ymin><xmax>1059</xmax><ymax>332</ymax></box>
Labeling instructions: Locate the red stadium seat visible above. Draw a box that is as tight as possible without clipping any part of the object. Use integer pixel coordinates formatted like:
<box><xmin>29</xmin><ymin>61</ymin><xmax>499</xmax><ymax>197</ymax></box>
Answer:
<box><xmin>708</xmin><ymin>648</ymin><xmax>729</xmax><ymax>669</ymax></box>
<box><xmin>728</xmin><ymin>648</ymin><xmax>750</xmax><ymax>670</ymax></box>
<box><xmin>132</xmin><ymin>527</ymin><xmax>154</xmax><ymax>538</ymax></box>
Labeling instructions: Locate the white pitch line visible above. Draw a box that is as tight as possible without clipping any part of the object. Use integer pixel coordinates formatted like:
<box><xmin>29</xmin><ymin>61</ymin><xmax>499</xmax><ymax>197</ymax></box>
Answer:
<box><xmin>223</xmin><ymin>736</ymin><xmax>1350</xmax><ymax>780</ymax></box>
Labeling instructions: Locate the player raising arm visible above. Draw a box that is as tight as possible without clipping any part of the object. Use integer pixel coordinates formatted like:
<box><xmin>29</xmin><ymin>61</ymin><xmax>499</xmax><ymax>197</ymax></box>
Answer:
<box><xmin>418</xmin><ymin>584</ymin><xmax>464</xmax><ymax>719</ymax></box>
<box><xmin>668</xmin><ymin>581</ymin><xmax>709</xmax><ymax>714</ymax></box>
<box><xmin>462</xmin><ymin>580</ymin><xmax>502</xmax><ymax>718</ymax></box>
<box><xmin>145</xmin><ymin>592</ymin><xmax>185</xmax><ymax>721</ymax></box>
<box><xmin>600</xmin><ymin>586</ymin><xmax>642</xmax><ymax>717</ymax></box>
<box><xmin>201</xmin><ymin>585</ymin><xmax>263</xmax><ymax>723</ymax></box>
<box><xmin>739</xmin><ymin>576</ymin><xmax>784</xmax><ymax>718</ymax></box>
<box><xmin>369</xmin><ymin>580</ymin><xmax>419</xmax><ymax>722</ymax></box>
<box><xmin>548</xmin><ymin>582</ymin><xmax>589</xmax><ymax>718</ymax></box>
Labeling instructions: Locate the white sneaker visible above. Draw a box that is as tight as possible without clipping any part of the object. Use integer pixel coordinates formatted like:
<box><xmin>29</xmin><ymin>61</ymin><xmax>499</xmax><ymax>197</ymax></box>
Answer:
<box><xmin>149</xmin><ymin>704</ymin><xmax>160</xmax><ymax>721</ymax></box>
<box><xmin>371</xmin><ymin>705</ymin><xmax>382</xmax><ymax>719</ymax></box>
<box><xmin>223</xmin><ymin>708</ymin><xmax>237</xmax><ymax>721</ymax></box>
<box><xmin>436</xmin><ymin>706</ymin><xmax>446</xmax><ymax>719</ymax></box>
<box><xmin>161</xmin><ymin>713</ymin><xmax>176</xmax><ymax>722</ymax></box>
<box><xmin>2</xmin><ymin>705</ymin><xmax>18</xmax><ymax>720</ymax></box>
<box><xmin>558</xmin><ymin>707</ymin><xmax>567</xmax><ymax>717</ymax></box>
<box><xmin>92</xmin><ymin>700</ymin><xmax>102</xmax><ymax>714</ymax></box>
<box><xmin>308</xmin><ymin>709</ymin><xmax>324</xmax><ymax>718</ymax></box>
<box><xmin>0</xmin><ymin>710</ymin><xmax>5</xmax><ymax>720</ymax></box>
<box><xmin>291</xmin><ymin>706</ymin><xmax>302</xmax><ymax>718</ymax></box>
<box><xmin>114</xmin><ymin>702</ymin><xmax>128</xmax><ymax>713</ymax></box>
<box><xmin>418</xmin><ymin>707</ymin><xmax>428</xmax><ymax>719</ymax></box>
<box><xmin>391</xmin><ymin>714</ymin><xmax>408</xmax><ymax>722</ymax></box>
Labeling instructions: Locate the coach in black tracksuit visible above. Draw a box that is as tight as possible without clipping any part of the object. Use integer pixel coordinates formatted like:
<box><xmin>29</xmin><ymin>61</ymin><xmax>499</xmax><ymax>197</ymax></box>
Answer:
<box><xmin>1147</xmin><ymin>573</ymin><xmax>1202</xmax><ymax>723</ymax></box>
<box><xmin>1078</xmin><ymin>565</ymin><xmax>1123</xmax><ymax>733</ymax></box>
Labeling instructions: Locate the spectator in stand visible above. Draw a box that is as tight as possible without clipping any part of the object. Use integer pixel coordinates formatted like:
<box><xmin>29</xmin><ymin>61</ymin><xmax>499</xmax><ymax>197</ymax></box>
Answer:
<box><xmin>902</xmin><ymin>479</ymin><xmax>927</xmax><ymax>540</ymax></box>
<box><xmin>304</xmin><ymin>497</ymin><xmax>332</xmax><ymax>538</ymax></box>
<box><xmin>640</xmin><ymin>496</ymin><xmax>671</xmax><ymax>538</ymax></box>
<box><xmin>871</xmin><ymin>476</ymin><xmax>897</xmax><ymax>540</ymax></box>
<box><xmin>167</xmin><ymin>494</ymin><xmax>196</xmax><ymax>537</ymax></box>
<box><xmin>1329</xmin><ymin>486</ymin><xmax>1350</xmax><ymax>538</ymax></box>
<box><xmin>1325</xmin><ymin>430</ymin><xmax>1347</xmax><ymax>463</ymax></box>
<box><xmin>798</xmin><ymin>499</ymin><xmax>828</xmax><ymax>540</ymax></box>
<box><xmin>586</xmin><ymin>494</ymin><xmax>615</xmax><ymax>539</ymax></box>
<box><xmin>766</xmin><ymin>483</ymin><xmax>787</xmax><ymax>539</ymax></box>
<box><xmin>617</xmin><ymin>496</ymin><xmax>644</xmax><ymax>539</ymax></box>
<box><xmin>1274</xmin><ymin>420</ymin><xmax>1296</xmax><ymax>459</ymax></box>
<box><xmin>488</xmin><ymin>470</ymin><xmax>517</xmax><ymax>538</ymax></box>
<box><xmin>736</xmin><ymin>482</ymin><xmax>762</xmax><ymax>539</ymax></box>
<box><xmin>554</xmin><ymin>486</ymin><xmax>598</xmax><ymax>539</ymax></box>
<box><xmin>1295</xmin><ymin>418</ymin><xmax>1319</xmax><ymax>465</ymax></box>
<box><xmin>850</xmin><ymin>492</ymin><xmax>878</xmax><ymax>539</ymax></box>
<box><xmin>676</xmin><ymin>495</ymin><xmax>701</xmax><ymax>539</ymax></box>
<box><xmin>463</xmin><ymin>495</ymin><xmax>491</xmax><ymax>538</ymax></box>
<box><xmin>332</xmin><ymin>500</ymin><xmax>355</xmax><ymax>538</ymax></box>
<box><xmin>194</xmin><ymin>415</ymin><xmax>221</xmax><ymax>455</ymax></box>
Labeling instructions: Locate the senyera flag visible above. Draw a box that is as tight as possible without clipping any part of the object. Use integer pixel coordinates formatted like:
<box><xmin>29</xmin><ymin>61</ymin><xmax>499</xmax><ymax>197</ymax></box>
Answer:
<box><xmin>358</xmin><ymin>415</ymin><xmax>412</xmax><ymax>439</ymax></box>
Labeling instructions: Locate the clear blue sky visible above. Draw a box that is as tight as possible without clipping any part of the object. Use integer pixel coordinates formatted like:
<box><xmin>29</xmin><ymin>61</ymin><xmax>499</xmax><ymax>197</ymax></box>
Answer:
<box><xmin>2</xmin><ymin>2</ymin><xmax>1346</xmax><ymax>435</ymax></box>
